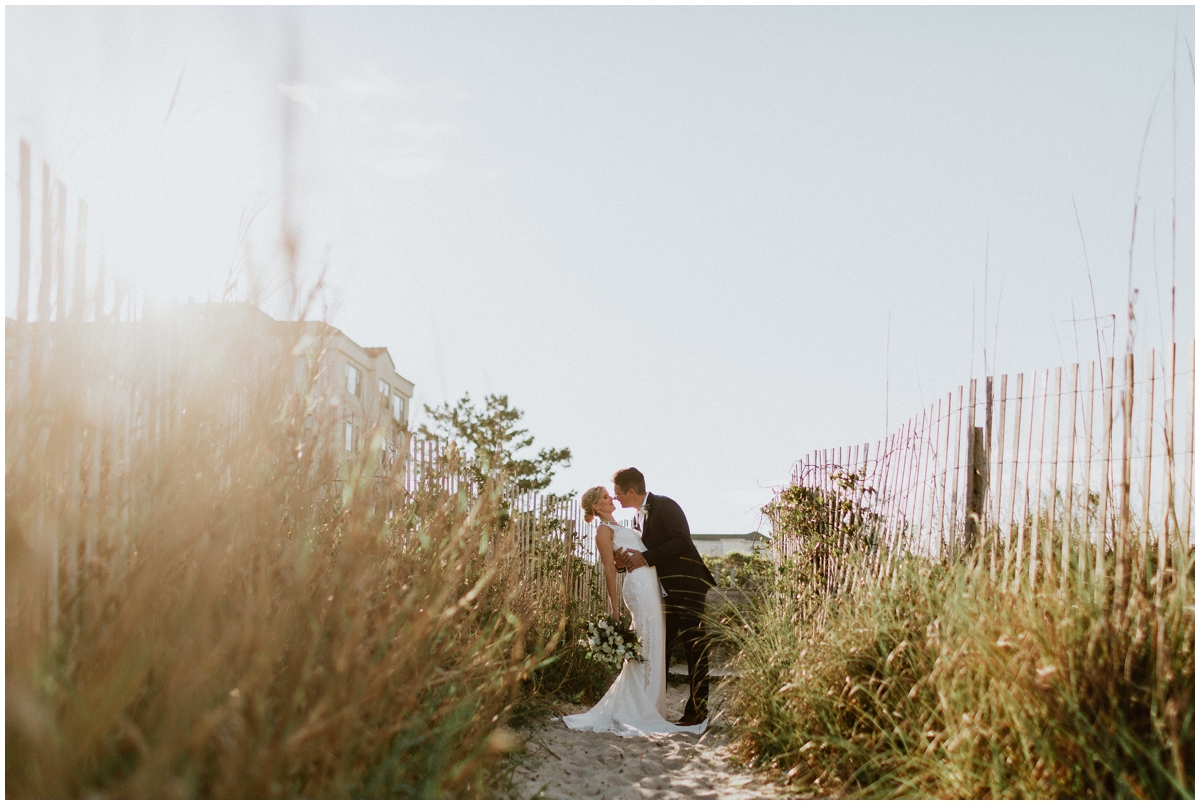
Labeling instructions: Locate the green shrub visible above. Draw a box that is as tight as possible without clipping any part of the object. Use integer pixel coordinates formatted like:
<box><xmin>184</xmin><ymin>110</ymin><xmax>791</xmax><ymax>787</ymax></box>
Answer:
<box><xmin>705</xmin><ymin>551</ymin><xmax>776</xmax><ymax>590</ymax></box>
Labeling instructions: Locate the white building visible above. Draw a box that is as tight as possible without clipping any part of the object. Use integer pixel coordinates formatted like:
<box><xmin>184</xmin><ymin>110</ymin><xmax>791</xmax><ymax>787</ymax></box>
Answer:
<box><xmin>286</xmin><ymin>317</ymin><xmax>414</xmax><ymax>463</ymax></box>
<box><xmin>6</xmin><ymin>301</ymin><xmax>416</xmax><ymax>472</ymax></box>
<box><xmin>691</xmin><ymin>532</ymin><xmax>768</xmax><ymax>557</ymax></box>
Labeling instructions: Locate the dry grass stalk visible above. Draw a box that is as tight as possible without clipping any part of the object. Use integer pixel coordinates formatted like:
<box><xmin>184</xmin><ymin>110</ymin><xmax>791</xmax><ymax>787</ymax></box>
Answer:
<box><xmin>5</xmin><ymin>315</ymin><xmax>569</xmax><ymax>797</ymax></box>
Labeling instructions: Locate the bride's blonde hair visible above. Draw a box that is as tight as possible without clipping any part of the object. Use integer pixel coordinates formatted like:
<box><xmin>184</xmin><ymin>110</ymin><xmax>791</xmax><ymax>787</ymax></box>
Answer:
<box><xmin>581</xmin><ymin>486</ymin><xmax>607</xmax><ymax>523</ymax></box>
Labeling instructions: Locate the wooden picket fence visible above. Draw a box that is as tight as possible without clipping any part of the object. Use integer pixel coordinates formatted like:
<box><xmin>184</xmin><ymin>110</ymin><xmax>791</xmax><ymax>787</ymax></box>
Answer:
<box><xmin>7</xmin><ymin>344</ymin><xmax>613</xmax><ymax>634</ymax></box>
<box><xmin>773</xmin><ymin>344</ymin><xmax>1196</xmax><ymax>605</ymax></box>
<box><xmin>6</xmin><ymin>139</ymin><xmax>612</xmax><ymax>633</ymax></box>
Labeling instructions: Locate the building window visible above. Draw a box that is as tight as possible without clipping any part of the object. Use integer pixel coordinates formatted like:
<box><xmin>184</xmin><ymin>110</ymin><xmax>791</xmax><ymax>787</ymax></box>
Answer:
<box><xmin>344</xmin><ymin>421</ymin><xmax>356</xmax><ymax>453</ymax></box>
<box><xmin>392</xmin><ymin>394</ymin><xmax>404</xmax><ymax>424</ymax></box>
<box><xmin>345</xmin><ymin>363</ymin><xmax>361</xmax><ymax>398</ymax></box>
<box><xmin>379</xmin><ymin>379</ymin><xmax>390</xmax><ymax>407</ymax></box>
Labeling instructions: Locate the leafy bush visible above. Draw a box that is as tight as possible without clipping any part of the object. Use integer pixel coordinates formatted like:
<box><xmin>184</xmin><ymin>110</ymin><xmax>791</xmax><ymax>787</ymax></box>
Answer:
<box><xmin>705</xmin><ymin>551</ymin><xmax>776</xmax><ymax>590</ymax></box>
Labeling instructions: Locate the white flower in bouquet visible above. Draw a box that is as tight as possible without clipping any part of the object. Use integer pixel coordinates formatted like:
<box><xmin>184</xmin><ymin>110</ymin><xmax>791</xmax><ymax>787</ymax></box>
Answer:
<box><xmin>580</xmin><ymin>617</ymin><xmax>644</xmax><ymax>671</ymax></box>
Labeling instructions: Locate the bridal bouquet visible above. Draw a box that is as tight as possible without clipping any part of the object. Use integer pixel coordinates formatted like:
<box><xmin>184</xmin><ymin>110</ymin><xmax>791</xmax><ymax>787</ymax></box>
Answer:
<box><xmin>580</xmin><ymin>617</ymin><xmax>644</xmax><ymax>671</ymax></box>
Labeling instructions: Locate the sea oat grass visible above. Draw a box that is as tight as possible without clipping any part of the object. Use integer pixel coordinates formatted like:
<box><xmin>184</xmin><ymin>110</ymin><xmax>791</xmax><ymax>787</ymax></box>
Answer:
<box><xmin>5</xmin><ymin>320</ymin><xmax>565</xmax><ymax>797</ymax></box>
<box><xmin>719</xmin><ymin>544</ymin><xmax>1194</xmax><ymax>798</ymax></box>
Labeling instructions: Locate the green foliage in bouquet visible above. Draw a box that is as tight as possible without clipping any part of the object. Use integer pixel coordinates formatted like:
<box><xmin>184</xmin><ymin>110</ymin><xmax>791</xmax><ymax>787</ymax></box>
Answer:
<box><xmin>580</xmin><ymin>618</ymin><xmax>644</xmax><ymax>671</ymax></box>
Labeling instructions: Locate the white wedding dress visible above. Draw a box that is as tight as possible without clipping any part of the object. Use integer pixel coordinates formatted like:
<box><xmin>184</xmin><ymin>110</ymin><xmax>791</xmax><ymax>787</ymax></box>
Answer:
<box><xmin>563</xmin><ymin>522</ymin><xmax>707</xmax><ymax>736</ymax></box>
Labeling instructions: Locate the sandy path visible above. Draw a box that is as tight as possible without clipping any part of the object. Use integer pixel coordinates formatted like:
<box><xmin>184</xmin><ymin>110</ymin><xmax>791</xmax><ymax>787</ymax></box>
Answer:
<box><xmin>511</xmin><ymin>680</ymin><xmax>784</xmax><ymax>800</ymax></box>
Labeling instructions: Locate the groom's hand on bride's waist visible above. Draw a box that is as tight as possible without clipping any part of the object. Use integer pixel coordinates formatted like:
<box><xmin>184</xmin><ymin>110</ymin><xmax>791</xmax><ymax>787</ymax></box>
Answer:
<box><xmin>613</xmin><ymin>550</ymin><xmax>627</xmax><ymax>572</ymax></box>
<box><xmin>616</xmin><ymin>548</ymin><xmax>648</xmax><ymax>571</ymax></box>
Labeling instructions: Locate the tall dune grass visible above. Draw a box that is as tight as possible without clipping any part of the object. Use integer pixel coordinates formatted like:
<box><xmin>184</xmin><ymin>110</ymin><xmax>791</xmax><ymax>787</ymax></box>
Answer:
<box><xmin>5</xmin><ymin>313</ymin><xmax>568</xmax><ymax>797</ymax></box>
<box><xmin>718</xmin><ymin>518</ymin><xmax>1194</xmax><ymax>798</ymax></box>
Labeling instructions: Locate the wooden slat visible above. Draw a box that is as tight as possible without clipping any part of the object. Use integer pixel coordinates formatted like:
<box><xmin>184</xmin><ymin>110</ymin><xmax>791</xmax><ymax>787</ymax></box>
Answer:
<box><xmin>902</xmin><ymin>415</ymin><xmax>921</xmax><ymax>561</ymax></box>
<box><xmin>55</xmin><ymin>180</ymin><xmax>67</xmax><ymax>322</ymax></box>
<box><xmin>1029</xmin><ymin>370</ymin><xmax>1048</xmax><ymax>592</ymax></box>
<box><xmin>854</xmin><ymin>441</ymin><xmax>870</xmax><ymax>588</ymax></box>
<box><xmin>1096</xmin><ymin>357</ymin><xmax>1115</xmax><ymax>600</ymax></box>
<box><xmin>914</xmin><ymin>404</ymin><xmax>933</xmax><ymax>557</ymax></box>
<box><xmin>18</xmin><ymin>140</ymin><xmax>31</xmax><ymax>324</ymax></box>
<box><xmin>986</xmin><ymin>376</ymin><xmax>997</xmax><ymax>578</ymax></box>
<box><xmin>992</xmin><ymin>376</ymin><xmax>1008</xmax><ymax>581</ymax></box>
<box><xmin>963</xmin><ymin>380</ymin><xmax>977</xmax><ymax>563</ymax></box>
<box><xmin>1003</xmin><ymin>374</ymin><xmax>1024</xmax><ymax>593</ymax></box>
<box><xmin>838</xmin><ymin>444</ymin><xmax>855</xmax><ymax>592</ymax></box>
<box><xmin>936</xmin><ymin>394</ymin><xmax>950</xmax><ymax>552</ymax></box>
<box><xmin>1015</xmin><ymin>372</ymin><xmax>1035</xmax><ymax>591</ymax></box>
<box><xmin>38</xmin><ymin>162</ymin><xmax>53</xmax><ymax>323</ymax></box>
<box><xmin>1183</xmin><ymin>341</ymin><xmax>1195</xmax><ymax>554</ymax></box>
<box><xmin>878</xmin><ymin>434</ymin><xmax>897</xmax><ymax>580</ymax></box>
<box><xmin>1140</xmin><ymin>349</ymin><xmax>1155</xmax><ymax>586</ymax></box>
<box><xmin>899</xmin><ymin>419</ymin><xmax>917</xmax><ymax>564</ymax></box>
<box><xmin>840</xmin><ymin>443</ymin><xmax>856</xmax><ymax>587</ymax></box>
<box><xmin>869</xmin><ymin>437</ymin><xmax>890</xmax><ymax>578</ymax></box>
<box><xmin>1116</xmin><ymin>353</ymin><xmax>1135</xmax><ymax>609</ymax></box>
<box><xmin>1082</xmin><ymin>362</ymin><xmax>1096</xmax><ymax>587</ymax></box>
<box><xmin>887</xmin><ymin>425</ymin><xmax>910</xmax><ymax>582</ymax></box>
<box><xmin>1046</xmin><ymin>368</ymin><xmax>1062</xmax><ymax>588</ymax></box>
<box><xmin>1062</xmin><ymin>364</ymin><xmax>1079</xmax><ymax>586</ymax></box>
<box><xmin>882</xmin><ymin>431</ymin><xmax>903</xmax><ymax>580</ymax></box>
<box><xmin>926</xmin><ymin>401</ymin><xmax>941</xmax><ymax>556</ymax></box>
<box><xmin>949</xmin><ymin>386</ymin><xmax>965</xmax><ymax>560</ymax></box>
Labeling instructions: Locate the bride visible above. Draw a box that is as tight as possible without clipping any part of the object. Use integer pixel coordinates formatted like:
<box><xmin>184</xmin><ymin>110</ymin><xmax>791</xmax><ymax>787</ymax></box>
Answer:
<box><xmin>562</xmin><ymin>486</ymin><xmax>707</xmax><ymax>736</ymax></box>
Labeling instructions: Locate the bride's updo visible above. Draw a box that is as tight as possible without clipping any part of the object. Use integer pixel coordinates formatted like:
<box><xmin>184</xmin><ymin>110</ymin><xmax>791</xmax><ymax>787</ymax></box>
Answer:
<box><xmin>581</xmin><ymin>486</ymin><xmax>607</xmax><ymax>523</ymax></box>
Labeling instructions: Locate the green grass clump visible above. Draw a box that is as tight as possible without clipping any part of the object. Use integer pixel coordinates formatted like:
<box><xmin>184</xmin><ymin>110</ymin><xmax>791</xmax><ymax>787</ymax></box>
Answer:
<box><xmin>719</xmin><ymin>548</ymin><xmax>1194</xmax><ymax>798</ymax></box>
<box><xmin>523</xmin><ymin>607</ymin><xmax>618</xmax><ymax>706</ymax></box>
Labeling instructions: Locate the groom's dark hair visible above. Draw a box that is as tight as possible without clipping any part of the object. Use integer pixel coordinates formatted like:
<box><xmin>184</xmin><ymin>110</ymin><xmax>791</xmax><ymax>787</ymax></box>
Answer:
<box><xmin>613</xmin><ymin>467</ymin><xmax>646</xmax><ymax>495</ymax></box>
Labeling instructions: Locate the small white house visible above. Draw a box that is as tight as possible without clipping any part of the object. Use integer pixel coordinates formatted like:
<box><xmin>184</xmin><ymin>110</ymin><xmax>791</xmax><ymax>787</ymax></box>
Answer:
<box><xmin>691</xmin><ymin>532</ymin><xmax>767</xmax><ymax>557</ymax></box>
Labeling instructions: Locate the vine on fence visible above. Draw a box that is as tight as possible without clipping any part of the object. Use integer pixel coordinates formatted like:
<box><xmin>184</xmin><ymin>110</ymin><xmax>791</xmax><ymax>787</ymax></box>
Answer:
<box><xmin>763</xmin><ymin>468</ymin><xmax>884</xmax><ymax>599</ymax></box>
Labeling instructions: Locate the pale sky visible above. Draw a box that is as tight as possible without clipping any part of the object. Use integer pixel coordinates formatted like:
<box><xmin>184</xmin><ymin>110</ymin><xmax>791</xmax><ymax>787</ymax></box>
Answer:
<box><xmin>6</xmin><ymin>6</ymin><xmax>1195</xmax><ymax>534</ymax></box>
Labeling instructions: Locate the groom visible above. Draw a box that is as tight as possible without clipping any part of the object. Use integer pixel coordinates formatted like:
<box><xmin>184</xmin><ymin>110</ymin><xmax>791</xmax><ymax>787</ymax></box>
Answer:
<box><xmin>612</xmin><ymin>467</ymin><xmax>716</xmax><ymax>727</ymax></box>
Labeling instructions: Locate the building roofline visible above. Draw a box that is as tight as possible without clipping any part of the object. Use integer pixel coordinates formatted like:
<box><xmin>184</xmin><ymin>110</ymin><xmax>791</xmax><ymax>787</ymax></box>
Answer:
<box><xmin>691</xmin><ymin>532</ymin><xmax>766</xmax><ymax>541</ymax></box>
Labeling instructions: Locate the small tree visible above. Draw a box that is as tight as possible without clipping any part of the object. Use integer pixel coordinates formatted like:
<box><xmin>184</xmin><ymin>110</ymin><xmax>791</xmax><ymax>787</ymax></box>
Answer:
<box><xmin>418</xmin><ymin>393</ymin><xmax>572</xmax><ymax>493</ymax></box>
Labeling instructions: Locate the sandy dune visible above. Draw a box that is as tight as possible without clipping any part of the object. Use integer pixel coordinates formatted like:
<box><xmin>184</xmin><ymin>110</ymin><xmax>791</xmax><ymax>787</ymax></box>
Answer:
<box><xmin>511</xmin><ymin>681</ymin><xmax>784</xmax><ymax>800</ymax></box>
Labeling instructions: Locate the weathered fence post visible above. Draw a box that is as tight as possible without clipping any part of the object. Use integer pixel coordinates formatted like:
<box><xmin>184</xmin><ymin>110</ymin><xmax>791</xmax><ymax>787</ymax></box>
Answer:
<box><xmin>985</xmin><ymin>375</ymin><xmax>996</xmax><ymax>577</ymax></box>
<box><xmin>964</xmin><ymin>424</ymin><xmax>986</xmax><ymax>555</ymax></box>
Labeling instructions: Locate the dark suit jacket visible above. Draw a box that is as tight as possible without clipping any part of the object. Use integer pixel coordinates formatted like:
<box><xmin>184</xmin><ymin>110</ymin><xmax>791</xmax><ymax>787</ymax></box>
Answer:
<box><xmin>639</xmin><ymin>492</ymin><xmax>716</xmax><ymax>613</ymax></box>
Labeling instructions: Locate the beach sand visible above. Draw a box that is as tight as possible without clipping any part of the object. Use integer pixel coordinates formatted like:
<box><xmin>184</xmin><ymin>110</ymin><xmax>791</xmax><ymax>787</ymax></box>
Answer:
<box><xmin>511</xmin><ymin>679</ymin><xmax>784</xmax><ymax>800</ymax></box>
